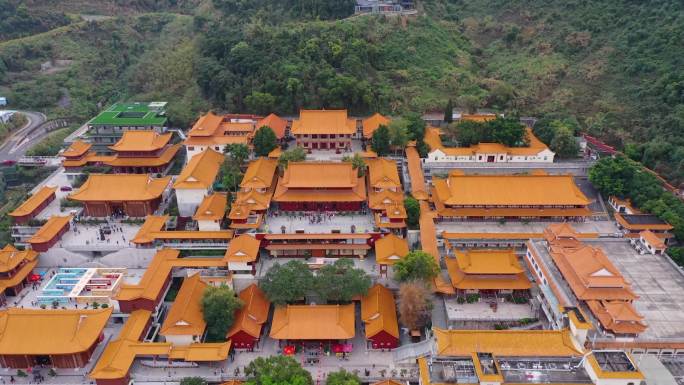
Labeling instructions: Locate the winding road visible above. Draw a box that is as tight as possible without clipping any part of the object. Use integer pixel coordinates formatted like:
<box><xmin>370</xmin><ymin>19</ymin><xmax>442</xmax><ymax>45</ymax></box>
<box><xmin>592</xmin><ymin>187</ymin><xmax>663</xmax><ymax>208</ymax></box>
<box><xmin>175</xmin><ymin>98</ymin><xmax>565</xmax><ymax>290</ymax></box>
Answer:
<box><xmin>0</xmin><ymin>111</ymin><xmax>48</xmax><ymax>162</ymax></box>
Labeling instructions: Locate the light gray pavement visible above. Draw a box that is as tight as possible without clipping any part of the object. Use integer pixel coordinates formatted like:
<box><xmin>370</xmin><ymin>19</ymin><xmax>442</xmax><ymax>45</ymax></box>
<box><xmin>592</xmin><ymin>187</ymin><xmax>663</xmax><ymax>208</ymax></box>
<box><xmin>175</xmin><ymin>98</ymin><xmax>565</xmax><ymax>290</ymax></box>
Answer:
<box><xmin>588</xmin><ymin>239</ymin><xmax>684</xmax><ymax>340</ymax></box>
<box><xmin>264</xmin><ymin>212</ymin><xmax>375</xmax><ymax>234</ymax></box>
<box><xmin>444</xmin><ymin>300</ymin><xmax>534</xmax><ymax>323</ymax></box>
<box><xmin>436</xmin><ymin>220</ymin><xmax>619</xmax><ymax>235</ymax></box>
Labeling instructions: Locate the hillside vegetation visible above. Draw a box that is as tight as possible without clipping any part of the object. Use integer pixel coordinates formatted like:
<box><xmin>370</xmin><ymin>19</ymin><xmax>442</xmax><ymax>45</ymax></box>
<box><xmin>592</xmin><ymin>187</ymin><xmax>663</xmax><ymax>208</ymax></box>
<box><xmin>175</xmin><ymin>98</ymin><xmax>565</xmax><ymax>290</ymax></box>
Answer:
<box><xmin>0</xmin><ymin>0</ymin><xmax>682</xmax><ymax>186</ymax></box>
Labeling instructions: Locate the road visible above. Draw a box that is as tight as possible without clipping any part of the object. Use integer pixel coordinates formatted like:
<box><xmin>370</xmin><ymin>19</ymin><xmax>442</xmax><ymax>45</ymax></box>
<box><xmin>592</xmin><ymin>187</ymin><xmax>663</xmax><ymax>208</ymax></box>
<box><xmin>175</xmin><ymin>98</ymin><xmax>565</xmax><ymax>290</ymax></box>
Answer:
<box><xmin>0</xmin><ymin>111</ymin><xmax>48</xmax><ymax>162</ymax></box>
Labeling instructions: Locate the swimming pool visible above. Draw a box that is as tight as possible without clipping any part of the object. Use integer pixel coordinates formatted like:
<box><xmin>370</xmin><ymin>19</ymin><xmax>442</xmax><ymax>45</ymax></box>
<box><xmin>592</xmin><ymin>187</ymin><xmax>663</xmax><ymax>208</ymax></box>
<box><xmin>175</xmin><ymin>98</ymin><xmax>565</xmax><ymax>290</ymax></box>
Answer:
<box><xmin>37</xmin><ymin>268</ymin><xmax>88</xmax><ymax>305</ymax></box>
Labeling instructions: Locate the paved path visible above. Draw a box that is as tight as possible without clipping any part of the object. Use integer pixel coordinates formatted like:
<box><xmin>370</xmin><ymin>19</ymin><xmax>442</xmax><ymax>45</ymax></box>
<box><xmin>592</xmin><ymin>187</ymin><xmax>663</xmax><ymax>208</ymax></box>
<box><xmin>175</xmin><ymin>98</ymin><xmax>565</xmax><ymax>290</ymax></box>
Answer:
<box><xmin>0</xmin><ymin>110</ymin><xmax>48</xmax><ymax>162</ymax></box>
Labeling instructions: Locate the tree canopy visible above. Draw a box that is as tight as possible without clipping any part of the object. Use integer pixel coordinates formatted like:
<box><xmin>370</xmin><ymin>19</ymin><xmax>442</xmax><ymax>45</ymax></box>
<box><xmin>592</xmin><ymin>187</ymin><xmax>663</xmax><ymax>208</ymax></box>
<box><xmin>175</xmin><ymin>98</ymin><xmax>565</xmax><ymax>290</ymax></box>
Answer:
<box><xmin>244</xmin><ymin>355</ymin><xmax>313</xmax><ymax>385</ymax></box>
<box><xmin>371</xmin><ymin>124</ymin><xmax>391</xmax><ymax>156</ymax></box>
<box><xmin>261</xmin><ymin>259</ymin><xmax>371</xmax><ymax>305</ymax></box>
<box><xmin>589</xmin><ymin>156</ymin><xmax>684</xmax><ymax>244</ymax></box>
<box><xmin>404</xmin><ymin>196</ymin><xmax>420</xmax><ymax>229</ymax></box>
<box><xmin>260</xmin><ymin>260</ymin><xmax>314</xmax><ymax>305</ymax></box>
<box><xmin>314</xmin><ymin>259</ymin><xmax>372</xmax><ymax>303</ymax></box>
<box><xmin>393</xmin><ymin>250</ymin><xmax>440</xmax><ymax>282</ymax></box>
<box><xmin>278</xmin><ymin>147</ymin><xmax>307</xmax><ymax>172</ymax></box>
<box><xmin>201</xmin><ymin>284</ymin><xmax>243</xmax><ymax>342</ymax></box>
<box><xmin>342</xmin><ymin>153</ymin><xmax>366</xmax><ymax>177</ymax></box>
<box><xmin>253</xmin><ymin>125</ymin><xmax>279</xmax><ymax>157</ymax></box>
<box><xmin>447</xmin><ymin>117</ymin><xmax>528</xmax><ymax>147</ymax></box>
<box><xmin>326</xmin><ymin>369</ymin><xmax>361</xmax><ymax>385</ymax></box>
<box><xmin>180</xmin><ymin>377</ymin><xmax>207</xmax><ymax>385</ymax></box>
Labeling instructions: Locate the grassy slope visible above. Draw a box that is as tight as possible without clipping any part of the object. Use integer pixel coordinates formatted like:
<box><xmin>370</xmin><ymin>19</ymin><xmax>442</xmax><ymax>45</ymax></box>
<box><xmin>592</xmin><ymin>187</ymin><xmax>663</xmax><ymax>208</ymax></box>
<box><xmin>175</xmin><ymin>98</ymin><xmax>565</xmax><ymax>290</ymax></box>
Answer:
<box><xmin>0</xmin><ymin>12</ymin><xmax>209</xmax><ymax>126</ymax></box>
<box><xmin>423</xmin><ymin>0</ymin><xmax>684</xmax><ymax>184</ymax></box>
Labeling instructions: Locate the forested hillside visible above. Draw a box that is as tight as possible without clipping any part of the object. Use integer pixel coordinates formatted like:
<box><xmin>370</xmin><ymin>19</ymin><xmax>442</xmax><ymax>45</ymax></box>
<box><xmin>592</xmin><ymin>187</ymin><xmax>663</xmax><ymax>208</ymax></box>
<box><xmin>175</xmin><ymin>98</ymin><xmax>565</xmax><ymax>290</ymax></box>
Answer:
<box><xmin>0</xmin><ymin>0</ymin><xmax>682</xmax><ymax>185</ymax></box>
<box><xmin>423</xmin><ymin>0</ymin><xmax>684</xmax><ymax>186</ymax></box>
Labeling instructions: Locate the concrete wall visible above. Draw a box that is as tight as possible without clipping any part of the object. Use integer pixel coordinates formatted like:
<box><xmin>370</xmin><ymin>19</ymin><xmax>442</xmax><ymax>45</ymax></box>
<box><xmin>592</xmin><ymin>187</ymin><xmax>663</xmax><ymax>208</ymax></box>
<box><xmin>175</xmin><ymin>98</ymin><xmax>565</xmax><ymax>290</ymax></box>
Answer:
<box><xmin>175</xmin><ymin>188</ymin><xmax>207</xmax><ymax>217</ymax></box>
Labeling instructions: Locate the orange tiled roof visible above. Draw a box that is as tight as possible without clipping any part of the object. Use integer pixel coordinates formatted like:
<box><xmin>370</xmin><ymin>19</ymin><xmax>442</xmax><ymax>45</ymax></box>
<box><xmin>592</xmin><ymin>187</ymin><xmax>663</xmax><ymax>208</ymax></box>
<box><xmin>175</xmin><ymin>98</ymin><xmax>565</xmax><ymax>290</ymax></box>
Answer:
<box><xmin>117</xmin><ymin>249</ymin><xmax>228</xmax><ymax>302</ymax></box>
<box><xmin>174</xmin><ymin>149</ymin><xmax>224</xmax><ymax>190</ymax></box>
<box><xmin>9</xmin><ymin>185</ymin><xmax>57</xmax><ymax>218</ymax></box>
<box><xmin>28</xmin><ymin>215</ymin><xmax>71</xmax><ymax>244</ymax></box>
<box><xmin>361</xmin><ymin>284</ymin><xmax>399</xmax><ymax>339</ymax></box>
<box><xmin>0</xmin><ymin>258</ymin><xmax>38</xmax><ymax>294</ymax></box>
<box><xmin>160</xmin><ymin>274</ymin><xmax>208</xmax><ymax>337</ymax></box>
<box><xmin>70</xmin><ymin>174</ymin><xmax>170</xmax><ymax>202</ymax></box>
<box><xmin>62</xmin><ymin>153</ymin><xmax>115</xmax><ymax>168</ymax></box>
<box><xmin>0</xmin><ymin>245</ymin><xmax>38</xmax><ymax>273</ymax></box>
<box><xmin>193</xmin><ymin>193</ymin><xmax>227</xmax><ymax>221</ymax></box>
<box><xmin>547</xmin><ymin>230</ymin><xmax>638</xmax><ymax>301</ymax></box>
<box><xmin>270</xmin><ymin>304</ymin><xmax>355</xmax><ymax>340</ymax></box>
<box><xmin>0</xmin><ymin>308</ymin><xmax>112</xmax><ymax>355</ymax></box>
<box><xmin>227</xmin><ymin>284</ymin><xmax>270</xmax><ymax>339</ymax></box>
<box><xmin>367</xmin><ymin>158</ymin><xmax>401</xmax><ymax>189</ymax></box>
<box><xmin>435</xmin><ymin>328</ymin><xmax>583</xmax><ymax>357</ymax></box>
<box><xmin>257</xmin><ymin>113</ymin><xmax>287</xmax><ymax>139</ymax></box>
<box><xmin>291</xmin><ymin>110</ymin><xmax>356</xmax><ymax>136</ymax></box>
<box><xmin>264</xmin><ymin>233</ymin><xmax>371</xmax><ymax>240</ymax></box>
<box><xmin>586</xmin><ymin>300</ymin><xmax>647</xmax><ymax>335</ymax></box>
<box><xmin>268</xmin><ymin>147</ymin><xmax>282</xmax><ymax>158</ymax></box>
<box><xmin>241</xmin><ymin>158</ymin><xmax>277</xmax><ymax>190</ymax></box>
<box><xmin>375</xmin><ymin>233</ymin><xmax>409</xmax><ymax>265</ymax></box>
<box><xmin>104</xmin><ymin>144</ymin><xmax>180</xmax><ymax>167</ymax></box>
<box><xmin>280</xmin><ymin>162</ymin><xmax>358</xmax><ymax>188</ymax></box>
<box><xmin>131</xmin><ymin>215</ymin><xmax>168</xmax><ymax>244</ymax></box>
<box><xmin>188</xmin><ymin>112</ymin><xmax>224</xmax><ymax>137</ymax></box>
<box><xmin>225</xmin><ymin>234</ymin><xmax>260</xmax><ymax>263</ymax></box>
<box><xmin>406</xmin><ymin>145</ymin><xmax>428</xmax><ymax>200</ymax></box>
<box><xmin>273</xmin><ymin>162</ymin><xmax>367</xmax><ymax>202</ymax></box>
<box><xmin>91</xmin><ymin>308</ymin><xmax>230</xmax><ymax>381</ymax></box>
<box><xmin>445</xmin><ymin>249</ymin><xmax>532</xmax><ymax>290</ymax></box>
<box><xmin>362</xmin><ymin>113</ymin><xmax>390</xmax><ymax>139</ymax></box>
<box><xmin>432</xmin><ymin>172</ymin><xmax>590</xmax><ymax>207</ymax></box>
<box><xmin>640</xmin><ymin>230</ymin><xmax>666</xmax><ymax>249</ymax></box>
<box><xmin>184</xmin><ymin>135</ymin><xmax>251</xmax><ymax>147</ymax></box>
<box><xmin>62</xmin><ymin>140</ymin><xmax>92</xmax><ymax>158</ymax></box>
<box><xmin>109</xmin><ymin>131</ymin><xmax>172</xmax><ymax>152</ymax></box>
<box><xmin>368</xmin><ymin>189</ymin><xmax>403</xmax><ymax>210</ymax></box>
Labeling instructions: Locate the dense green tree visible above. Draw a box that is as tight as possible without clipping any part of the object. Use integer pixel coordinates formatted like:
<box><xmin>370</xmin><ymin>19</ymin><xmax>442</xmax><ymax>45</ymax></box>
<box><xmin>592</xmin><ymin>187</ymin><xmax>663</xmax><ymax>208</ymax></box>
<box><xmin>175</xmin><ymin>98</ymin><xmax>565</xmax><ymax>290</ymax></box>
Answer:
<box><xmin>221</xmin><ymin>156</ymin><xmax>243</xmax><ymax>192</ymax></box>
<box><xmin>453</xmin><ymin>120</ymin><xmax>487</xmax><ymax>147</ymax></box>
<box><xmin>589</xmin><ymin>156</ymin><xmax>684</xmax><ymax>242</ymax></box>
<box><xmin>393</xmin><ymin>251</ymin><xmax>440</xmax><ymax>282</ymax></box>
<box><xmin>201</xmin><ymin>284</ymin><xmax>242</xmax><ymax>342</ymax></box>
<box><xmin>342</xmin><ymin>153</ymin><xmax>366</xmax><ymax>177</ymax></box>
<box><xmin>226</xmin><ymin>143</ymin><xmax>250</xmax><ymax>165</ymax></box>
<box><xmin>277</xmin><ymin>147</ymin><xmax>307</xmax><ymax>172</ymax></box>
<box><xmin>244</xmin><ymin>356</ymin><xmax>313</xmax><ymax>385</ymax></box>
<box><xmin>404</xmin><ymin>196</ymin><xmax>420</xmax><ymax>229</ymax></box>
<box><xmin>550</xmin><ymin>123</ymin><xmax>579</xmax><ymax>158</ymax></box>
<box><xmin>326</xmin><ymin>369</ymin><xmax>361</xmax><ymax>385</ymax></box>
<box><xmin>260</xmin><ymin>260</ymin><xmax>314</xmax><ymax>305</ymax></box>
<box><xmin>388</xmin><ymin>121</ymin><xmax>409</xmax><ymax>153</ymax></box>
<box><xmin>450</xmin><ymin>117</ymin><xmax>527</xmax><ymax>147</ymax></box>
<box><xmin>314</xmin><ymin>259</ymin><xmax>371</xmax><ymax>303</ymax></box>
<box><xmin>253</xmin><ymin>126</ymin><xmax>279</xmax><ymax>157</ymax></box>
<box><xmin>180</xmin><ymin>377</ymin><xmax>207</xmax><ymax>385</ymax></box>
<box><xmin>245</xmin><ymin>92</ymin><xmax>276</xmax><ymax>115</ymax></box>
<box><xmin>444</xmin><ymin>99</ymin><xmax>454</xmax><ymax>123</ymax></box>
<box><xmin>371</xmin><ymin>124</ymin><xmax>391</xmax><ymax>156</ymax></box>
<box><xmin>488</xmin><ymin>117</ymin><xmax>528</xmax><ymax>147</ymax></box>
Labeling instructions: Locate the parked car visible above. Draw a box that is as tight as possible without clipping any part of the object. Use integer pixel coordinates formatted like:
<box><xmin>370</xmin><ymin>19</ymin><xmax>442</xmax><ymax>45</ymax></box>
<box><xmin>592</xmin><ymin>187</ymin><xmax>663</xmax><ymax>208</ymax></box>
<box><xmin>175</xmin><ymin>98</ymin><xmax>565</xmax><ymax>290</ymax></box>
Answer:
<box><xmin>1</xmin><ymin>160</ymin><xmax>16</xmax><ymax>166</ymax></box>
<box><xmin>60</xmin><ymin>186</ymin><xmax>73</xmax><ymax>192</ymax></box>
